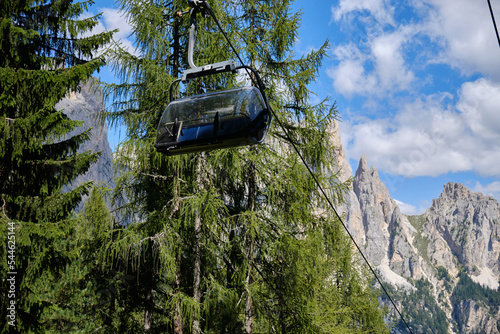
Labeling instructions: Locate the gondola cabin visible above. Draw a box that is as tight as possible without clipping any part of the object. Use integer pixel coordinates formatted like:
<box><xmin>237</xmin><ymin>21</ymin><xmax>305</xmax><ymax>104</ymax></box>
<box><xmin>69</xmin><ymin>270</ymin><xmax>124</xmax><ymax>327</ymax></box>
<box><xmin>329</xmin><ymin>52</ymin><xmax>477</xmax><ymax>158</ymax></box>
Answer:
<box><xmin>154</xmin><ymin>2</ymin><xmax>272</xmax><ymax>156</ymax></box>
<box><xmin>155</xmin><ymin>86</ymin><xmax>270</xmax><ymax>155</ymax></box>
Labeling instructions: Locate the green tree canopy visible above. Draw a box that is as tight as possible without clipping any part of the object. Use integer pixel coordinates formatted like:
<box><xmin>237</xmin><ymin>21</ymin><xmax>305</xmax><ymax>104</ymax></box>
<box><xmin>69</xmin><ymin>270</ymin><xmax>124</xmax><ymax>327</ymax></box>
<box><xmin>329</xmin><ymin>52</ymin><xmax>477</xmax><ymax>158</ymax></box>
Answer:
<box><xmin>100</xmin><ymin>0</ymin><xmax>390</xmax><ymax>333</ymax></box>
<box><xmin>0</xmin><ymin>0</ymin><xmax>114</xmax><ymax>332</ymax></box>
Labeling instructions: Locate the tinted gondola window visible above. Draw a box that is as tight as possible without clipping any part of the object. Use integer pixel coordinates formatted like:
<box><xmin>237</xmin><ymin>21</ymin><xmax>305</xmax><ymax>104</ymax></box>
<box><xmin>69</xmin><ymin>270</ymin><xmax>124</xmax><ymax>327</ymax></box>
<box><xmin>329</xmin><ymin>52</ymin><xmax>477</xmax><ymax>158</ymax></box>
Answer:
<box><xmin>156</xmin><ymin>86</ymin><xmax>267</xmax><ymax>147</ymax></box>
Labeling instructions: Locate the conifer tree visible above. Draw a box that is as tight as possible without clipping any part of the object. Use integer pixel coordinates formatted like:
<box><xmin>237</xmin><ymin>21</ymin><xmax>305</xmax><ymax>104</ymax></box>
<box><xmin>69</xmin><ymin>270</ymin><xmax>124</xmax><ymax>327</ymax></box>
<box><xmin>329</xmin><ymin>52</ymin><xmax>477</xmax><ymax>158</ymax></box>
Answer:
<box><xmin>104</xmin><ymin>0</ymin><xmax>389</xmax><ymax>333</ymax></box>
<box><xmin>74</xmin><ymin>186</ymin><xmax>128</xmax><ymax>333</ymax></box>
<box><xmin>0</xmin><ymin>0</ymin><xmax>113</xmax><ymax>331</ymax></box>
<box><xmin>103</xmin><ymin>0</ymin><xmax>195</xmax><ymax>331</ymax></box>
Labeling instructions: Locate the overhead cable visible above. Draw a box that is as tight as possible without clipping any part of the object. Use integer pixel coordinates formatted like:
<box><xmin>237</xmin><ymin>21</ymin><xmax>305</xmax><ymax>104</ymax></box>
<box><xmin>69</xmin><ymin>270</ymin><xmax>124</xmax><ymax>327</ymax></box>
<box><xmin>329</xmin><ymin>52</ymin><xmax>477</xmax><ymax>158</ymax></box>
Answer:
<box><xmin>203</xmin><ymin>2</ymin><xmax>415</xmax><ymax>333</ymax></box>
<box><xmin>487</xmin><ymin>0</ymin><xmax>500</xmax><ymax>48</ymax></box>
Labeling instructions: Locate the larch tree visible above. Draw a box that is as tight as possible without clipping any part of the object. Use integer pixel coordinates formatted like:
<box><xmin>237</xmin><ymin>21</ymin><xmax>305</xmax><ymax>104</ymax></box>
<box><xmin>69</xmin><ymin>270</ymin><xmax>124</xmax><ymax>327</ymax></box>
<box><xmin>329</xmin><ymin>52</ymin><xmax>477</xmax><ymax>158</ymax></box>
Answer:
<box><xmin>102</xmin><ymin>0</ymin><xmax>200</xmax><ymax>331</ymax></box>
<box><xmin>102</xmin><ymin>0</ymin><xmax>243</xmax><ymax>332</ymax></box>
<box><xmin>0</xmin><ymin>0</ymin><xmax>113</xmax><ymax>332</ymax></box>
<box><xmin>210</xmin><ymin>1</ymin><xmax>388</xmax><ymax>332</ymax></box>
<box><xmin>103</xmin><ymin>0</ymin><xmax>389</xmax><ymax>333</ymax></box>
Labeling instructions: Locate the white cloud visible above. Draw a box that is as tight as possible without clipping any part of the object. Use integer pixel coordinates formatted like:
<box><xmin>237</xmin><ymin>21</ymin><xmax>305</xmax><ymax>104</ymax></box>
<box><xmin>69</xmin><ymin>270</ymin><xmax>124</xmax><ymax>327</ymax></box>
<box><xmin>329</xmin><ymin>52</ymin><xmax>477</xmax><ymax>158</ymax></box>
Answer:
<box><xmin>330</xmin><ymin>0</ymin><xmax>500</xmax><ymax>178</ymax></box>
<box><xmin>329</xmin><ymin>0</ymin><xmax>500</xmax><ymax>100</ymax></box>
<box><xmin>327</xmin><ymin>43</ymin><xmax>377</xmax><ymax>97</ymax></box>
<box><xmin>328</xmin><ymin>26</ymin><xmax>416</xmax><ymax>97</ymax></box>
<box><xmin>101</xmin><ymin>8</ymin><xmax>132</xmax><ymax>40</ymax></box>
<box><xmin>394</xmin><ymin>199</ymin><xmax>418</xmax><ymax>215</ymax></box>
<box><xmin>332</xmin><ymin>0</ymin><xmax>395</xmax><ymax>26</ymax></box>
<box><xmin>100</xmin><ymin>8</ymin><xmax>137</xmax><ymax>56</ymax></box>
<box><xmin>473</xmin><ymin>181</ymin><xmax>500</xmax><ymax>202</ymax></box>
<box><xmin>340</xmin><ymin>78</ymin><xmax>500</xmax><ymax>178</ymax></box>
<box><xmin>329</xmin><ymin>1</ymin><xmax>406</xmax><ymax>97</ymax></box>
<box><xmin>79</xmin><ymin>8</ymin><xmax>136</xmax><ymax>57</ymax></box>
<box><xmin>458</xmin><ymin>78</ymin><xmax>500</xmax><ymax>142</ymax></box>
<box><xmin>370</xmin><ymin>26</ymin><xmax>416</xmax><ymax>91</ymax></box>
<box><xmin>421</xmin><ymin>0</ymin><xmax>500</xmax><ymax>79</ymax></box>
<box><xmin>394</xmin><ymin>199</ymin><xmax>430</xmax><ymax>215</ymax></box>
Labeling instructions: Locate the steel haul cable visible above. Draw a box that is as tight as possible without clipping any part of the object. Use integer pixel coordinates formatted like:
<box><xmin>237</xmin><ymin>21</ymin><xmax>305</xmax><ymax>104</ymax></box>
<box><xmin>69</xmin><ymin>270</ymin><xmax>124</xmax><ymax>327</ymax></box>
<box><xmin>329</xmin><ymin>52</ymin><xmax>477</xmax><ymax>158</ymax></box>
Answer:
<box><xmin>487</xmin><ymin>0</ymin><xmax>500</xmax><ymax>48</ymax></box>
<box><xmin>201</xmin><ymin>1</ymin><xmax>415</xmax><ymax>333</ymax></box>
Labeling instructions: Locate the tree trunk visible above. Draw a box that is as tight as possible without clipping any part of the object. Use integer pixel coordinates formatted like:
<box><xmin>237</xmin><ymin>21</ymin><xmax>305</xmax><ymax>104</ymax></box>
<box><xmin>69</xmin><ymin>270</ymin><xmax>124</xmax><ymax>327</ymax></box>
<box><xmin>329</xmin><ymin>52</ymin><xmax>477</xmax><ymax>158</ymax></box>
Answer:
<box><xmin>245</xmin><ymin>162</ymin><xmax>257</xmax><ymax>334</ymax></box>
<box><xmin>144</xmin><ymin>288</ymin><xmax>153</xmax><ymax>331</ymax></box>
<box><xmin>174</xmin><ymin>258</ymin><xmax>183</xmax><ymax>334</ymax></box>
<box><xmin>245</xmin><ymin>4</ymin><xmax>258</xmax><ymax>331</ymax></box>
<box><xmin>172</xmin><ymin>163</ymin><xmax>183</xmax><ymax>334</ymax></box>
<box><xmin>244</xmin><ymin>239</ymin><xmax>254</xmax><ymax>334</ymax></box>
<box><xmin>144</xmin><ymin>242</ymin><xmax>155</xmax><ymax>332</ymax></box>
<box><xmin>192</xmin><ymin>157</ymin><xmax>203</xmax><ymax>334</ymax></box>
<box><xmin>171</xmin><ymin>12</ymin><xmax>181</xmax><ymax>78</ymax></box>
<box><xmin>192</xmin><ymin>211</ymin><xmax>202</xmax><ymax>334</ymax></box>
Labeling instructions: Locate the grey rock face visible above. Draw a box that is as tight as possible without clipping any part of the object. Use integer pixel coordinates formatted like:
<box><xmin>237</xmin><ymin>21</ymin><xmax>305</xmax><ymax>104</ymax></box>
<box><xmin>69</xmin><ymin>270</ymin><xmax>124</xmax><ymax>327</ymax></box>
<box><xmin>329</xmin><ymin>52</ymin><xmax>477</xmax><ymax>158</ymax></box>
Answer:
<box><xmin>329</xmin><ymin>123</ymin><xmax>500</xmax><ymax>332</ymax></box>
<box><xmin>333</xmin><ymin>146</ymin><xmax>420</xmax><ymax>281</ymax></box>
<box><xmin>56</xmin><ymin>79</ymin><xmax>114</xmax><ymax>195</ymax></box>
<box><xmin>424</xmin><ymin>183</ymin><xmax>500</xmax><ymax>275</ymax></box>
<box><xmin>327</xmin><ymin>121</ymin><xmax>366</xmax><ymax>245</ymax></box>
<box><xmin>453</xmin><ymin>300</ymin><xmax>500</xmax><ymax>334</ymax></box>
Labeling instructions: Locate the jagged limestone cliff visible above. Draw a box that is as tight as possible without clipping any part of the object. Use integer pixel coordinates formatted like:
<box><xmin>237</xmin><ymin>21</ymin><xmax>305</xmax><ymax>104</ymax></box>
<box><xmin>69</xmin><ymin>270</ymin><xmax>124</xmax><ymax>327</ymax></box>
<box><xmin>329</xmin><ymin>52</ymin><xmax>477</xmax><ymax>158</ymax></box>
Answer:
<box><xmin>329</xmin><ymin>120</ymin><xmax>500</xmax><ymax>333</ymax></box>
<box><xmin>56</xmin><ymin>79</ymin><xmax>114</xmax><ymax>202</ymax></box>
<box><xmin>423</xmin><ymin>182</ymin><xmax>500</xmax><ymax>286</ymax></box>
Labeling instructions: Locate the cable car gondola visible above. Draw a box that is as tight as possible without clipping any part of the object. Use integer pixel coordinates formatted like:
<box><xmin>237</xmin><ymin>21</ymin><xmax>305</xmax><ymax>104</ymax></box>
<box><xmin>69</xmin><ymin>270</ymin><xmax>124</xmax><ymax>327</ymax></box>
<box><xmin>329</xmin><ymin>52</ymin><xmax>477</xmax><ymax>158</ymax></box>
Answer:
<box><xmin>155</xmin><ymin>1</ymin><xmax>272</xmax><ymax>156</ymax></box>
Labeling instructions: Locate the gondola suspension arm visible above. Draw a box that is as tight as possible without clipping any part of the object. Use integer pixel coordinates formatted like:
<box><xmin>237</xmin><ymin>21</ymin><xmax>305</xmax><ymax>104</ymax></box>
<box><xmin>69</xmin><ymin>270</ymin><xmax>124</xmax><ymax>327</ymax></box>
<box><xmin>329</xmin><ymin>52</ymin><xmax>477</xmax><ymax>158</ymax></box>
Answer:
<box><xmin>179</xmin><ymin>0</ymin><xmax>238</xmax><ymax>83</ymax></box>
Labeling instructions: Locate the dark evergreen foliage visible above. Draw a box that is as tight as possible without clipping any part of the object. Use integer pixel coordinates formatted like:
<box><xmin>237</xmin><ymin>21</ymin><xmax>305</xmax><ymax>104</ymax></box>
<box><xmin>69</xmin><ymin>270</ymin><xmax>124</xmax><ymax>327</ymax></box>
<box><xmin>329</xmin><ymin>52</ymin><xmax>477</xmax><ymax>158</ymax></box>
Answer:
<box><xmin>452</xmin><ymin>270</ymin><xmax>500</xmax><ymax>318</ymax></box>
<box><xmin>0</xmin><ymin>0</ymin><xmax>113</xmax><ymax>332</ymax></box>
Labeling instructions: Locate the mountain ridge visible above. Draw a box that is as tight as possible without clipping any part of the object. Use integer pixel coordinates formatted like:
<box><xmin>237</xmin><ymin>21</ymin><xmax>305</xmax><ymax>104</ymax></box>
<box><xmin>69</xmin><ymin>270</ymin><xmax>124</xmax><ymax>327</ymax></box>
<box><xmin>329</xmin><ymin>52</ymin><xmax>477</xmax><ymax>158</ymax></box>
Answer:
<box><xmin>330</xmin><ymin>119</ymin><xmax>500</xmax><ymax>333</ymax></box>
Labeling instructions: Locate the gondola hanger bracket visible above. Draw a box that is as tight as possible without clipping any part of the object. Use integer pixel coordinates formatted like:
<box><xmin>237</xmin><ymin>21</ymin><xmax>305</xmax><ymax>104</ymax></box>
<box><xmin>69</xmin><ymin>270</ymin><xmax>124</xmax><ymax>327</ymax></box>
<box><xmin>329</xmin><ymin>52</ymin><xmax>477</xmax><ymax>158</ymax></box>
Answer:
<box><xmin>181</xmin><ymin>60</ymin><xmax>237</xmax><ymax>83</ymax></box>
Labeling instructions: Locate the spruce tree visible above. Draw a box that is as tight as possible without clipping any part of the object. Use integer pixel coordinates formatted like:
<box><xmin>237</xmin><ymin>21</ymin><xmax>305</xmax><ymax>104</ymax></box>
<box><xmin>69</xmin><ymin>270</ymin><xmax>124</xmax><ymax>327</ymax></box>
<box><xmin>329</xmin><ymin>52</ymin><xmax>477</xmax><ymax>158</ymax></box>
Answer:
<box><xmin>0</xmin><ymin>0</ymin><xmax>113</xmax><ymax>332</ymax></box>
<box><xmin>103</xmin><ymin>0</ymin><xmax>389</xmax><ymax>333</ymax></box>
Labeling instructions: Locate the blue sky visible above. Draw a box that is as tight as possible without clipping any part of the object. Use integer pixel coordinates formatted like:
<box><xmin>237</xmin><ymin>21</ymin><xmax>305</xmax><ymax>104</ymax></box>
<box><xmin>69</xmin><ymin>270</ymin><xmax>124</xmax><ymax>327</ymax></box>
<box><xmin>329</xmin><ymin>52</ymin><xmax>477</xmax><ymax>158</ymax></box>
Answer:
<box><xmin>90</xmin><ymin>0</ymin><xmax>500</xmax><ymax>215</ymax></box>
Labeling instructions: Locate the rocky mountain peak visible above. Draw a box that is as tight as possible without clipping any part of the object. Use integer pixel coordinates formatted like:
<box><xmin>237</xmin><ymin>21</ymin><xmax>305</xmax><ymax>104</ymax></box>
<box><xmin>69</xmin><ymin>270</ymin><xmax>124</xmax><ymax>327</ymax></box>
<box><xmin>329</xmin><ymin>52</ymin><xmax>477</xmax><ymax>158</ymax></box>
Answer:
<box><xmin>326</xmin><ymin>120</ymin><xmax>352</xmax><ymax>182</ymax></box>
<box><xmin>440</xmin><ymin>182</ymin><xmax>474</xmax><ymax>201</ymax></box>
<box><xmin>57</xmin><ymin>79</ymin><xmax>114</xmax><ymax>204</ymax></box>
<box><xmin>327</xmin><ymin>149</ymin><xmax>419</xmax><ymax>285</ymax></box>
<box><xmin>353</xmin><ymin>154</ymin><xmax>394</xmax><ymax>218</ymax></box>
<box><xmin>355</xmin><ymin>153</ymin><xmax>383</xmax><ymax>185</ymax></box>
<box><xmin>436</xmin><ymin>182</ymin><xmax>496</xmax><ymax>207</ymax></box>
<box><xmin>356</xmin><ymin>153</ymin><xmax>368</xmax><ymax>175</ymax></box>
<box><xmin>326</xmin><ymin>123</ymin><xmax>500</xmax><ymax>333</ymax></box>
<box><xmin>424</xmin><ymin>182</ymin><xmax>500</xmax><ymax>280</ymax></box>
